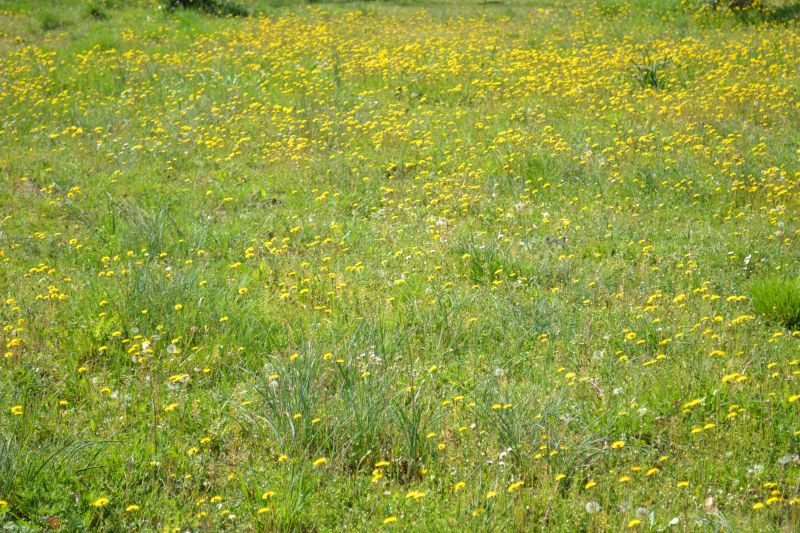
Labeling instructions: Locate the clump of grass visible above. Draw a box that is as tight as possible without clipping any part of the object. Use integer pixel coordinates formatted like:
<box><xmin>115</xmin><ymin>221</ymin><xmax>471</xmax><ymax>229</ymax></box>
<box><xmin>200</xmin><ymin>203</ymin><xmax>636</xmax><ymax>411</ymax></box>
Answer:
<box><xmin>85</xmin><ymin>2</ymin><xmax>109</xmax><ymax>21</ymax></box>
<box><xmin>38</xmin><ymin>11</ymin><xmax>66</xmax><ymax>32</ymax></box>
<box><xmin>699</xmin><ymin>0</ymin><xmax>756</xmax><ymax>9</ymax></box>
<box><xmin>751</xmin><ymin>276</ymin><xmax>800</xmax><ymax>329</ymax></box>
<box><xmin>161</xmin><ymin>0</ymin><xmax>249</xmax><ymax>17</ymax></box>
<box><xmin>630</xmin><ymin>53</ymin><xmax>670</xmax><ymax>90</ymax></box>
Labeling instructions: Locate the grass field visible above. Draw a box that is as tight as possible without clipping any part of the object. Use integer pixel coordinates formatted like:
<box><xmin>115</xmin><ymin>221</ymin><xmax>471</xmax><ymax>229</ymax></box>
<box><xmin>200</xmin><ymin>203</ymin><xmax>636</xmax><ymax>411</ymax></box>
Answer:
<box><xmin>0</xmin><ymin>0</ymin><xmax>799</xmax><ymax>530</ymax></box>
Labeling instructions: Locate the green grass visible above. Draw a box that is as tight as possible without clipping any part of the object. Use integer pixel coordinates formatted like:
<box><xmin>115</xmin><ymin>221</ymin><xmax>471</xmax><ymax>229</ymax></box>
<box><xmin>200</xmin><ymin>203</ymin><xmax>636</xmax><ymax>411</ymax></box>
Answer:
<box><xmin>752</xmin><ymin>277</ymin><xmax>800</xmax><ymax>329</ymax></box>
<box><xmin>0</xmin><ymin>0</ymin><xmax>799</xmax><ymax>530</ymax></box>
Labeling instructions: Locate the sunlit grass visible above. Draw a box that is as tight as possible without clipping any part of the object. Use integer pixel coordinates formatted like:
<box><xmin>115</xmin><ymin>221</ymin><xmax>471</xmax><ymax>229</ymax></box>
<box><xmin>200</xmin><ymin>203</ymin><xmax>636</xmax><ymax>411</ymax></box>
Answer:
<box><xmin>0</xmin><ymin>0</ymin><xmax>798</xmax><ymax>530</ymax></box>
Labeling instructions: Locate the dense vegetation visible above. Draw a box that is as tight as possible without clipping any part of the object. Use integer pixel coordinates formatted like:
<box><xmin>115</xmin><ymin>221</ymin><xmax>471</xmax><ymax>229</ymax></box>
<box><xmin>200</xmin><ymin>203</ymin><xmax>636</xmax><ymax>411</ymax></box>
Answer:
<box><xmin>0</xmin><ymin>0</ymin><xmax>798</xmax><ymax>530</ymax></box>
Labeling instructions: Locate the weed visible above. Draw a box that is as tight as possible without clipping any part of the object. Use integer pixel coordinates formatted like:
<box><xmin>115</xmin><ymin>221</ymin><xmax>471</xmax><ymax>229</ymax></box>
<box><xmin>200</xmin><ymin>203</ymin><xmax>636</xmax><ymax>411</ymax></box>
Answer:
<box><xmin>630</xmin><ymin>53</ymin><xmax>671</xmax><ymax>90</ymax></box>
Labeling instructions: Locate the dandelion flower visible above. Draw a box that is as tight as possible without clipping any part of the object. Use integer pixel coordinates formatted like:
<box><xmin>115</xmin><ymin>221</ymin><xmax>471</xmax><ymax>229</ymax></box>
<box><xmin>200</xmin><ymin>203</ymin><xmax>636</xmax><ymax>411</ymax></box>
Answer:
<box><xmin>507</xmin><ymin>481</ymin><xmax>524</xmax><ymax>493</ymax></box>
<box><xmin>91</xmin><ymin>497</ymin><xmax>109</xmax><ymax>508</ymax></box>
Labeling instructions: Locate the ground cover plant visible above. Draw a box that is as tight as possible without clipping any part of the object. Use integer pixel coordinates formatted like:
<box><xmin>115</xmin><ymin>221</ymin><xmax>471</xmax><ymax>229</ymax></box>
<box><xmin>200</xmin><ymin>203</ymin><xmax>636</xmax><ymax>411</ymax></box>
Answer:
<box><xmin>0</xmin><ymin>0</ymin><xmax>799</xmax><ymax>530</ymax></box>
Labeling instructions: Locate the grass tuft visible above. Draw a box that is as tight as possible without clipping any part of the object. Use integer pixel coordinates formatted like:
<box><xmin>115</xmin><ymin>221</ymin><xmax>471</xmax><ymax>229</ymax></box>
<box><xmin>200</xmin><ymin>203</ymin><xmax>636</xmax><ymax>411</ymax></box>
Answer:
<box><xmin>161</xmin><ymin>0</ymin><xmax>249</xmax><ymax>17</ymax></box>
<box><xmin>751</xmin><ymin>276</ymin><xmax>800</xmax><ymax>329</ymax></box>
<box><xmin>630</xmin><ymin>53</ymin><xmax>671</xmax><ymax>90</ymax></box>
<box><xmin>85</xmin><ymin>2</ymin><xmax>109</xmax><ymax>21</ymax></box>
<box><xmin>37</xmin><ymin>11</ymin><xmax>66</xmax><ymax>32</ymax></box>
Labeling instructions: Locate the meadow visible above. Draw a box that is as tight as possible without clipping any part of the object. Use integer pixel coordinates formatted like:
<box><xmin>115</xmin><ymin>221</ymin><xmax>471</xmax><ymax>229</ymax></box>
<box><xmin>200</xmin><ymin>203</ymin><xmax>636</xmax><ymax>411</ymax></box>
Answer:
<box><xmin>0</xmin><ymin>0</ymin><xmax>799</xmax><ymax>530</ymax></box>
